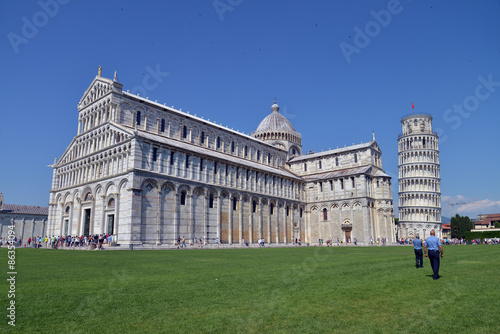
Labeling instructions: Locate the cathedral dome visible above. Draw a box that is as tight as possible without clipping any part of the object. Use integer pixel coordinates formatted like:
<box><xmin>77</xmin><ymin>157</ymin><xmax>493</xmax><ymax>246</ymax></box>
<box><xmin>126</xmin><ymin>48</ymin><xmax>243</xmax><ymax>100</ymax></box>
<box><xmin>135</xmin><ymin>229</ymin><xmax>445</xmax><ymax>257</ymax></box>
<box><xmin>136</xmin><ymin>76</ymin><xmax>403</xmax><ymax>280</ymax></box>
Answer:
<box><xmin>255</xmin><ymin>102</ymin><xmax>296</xmax><ymax>133</ymax></box>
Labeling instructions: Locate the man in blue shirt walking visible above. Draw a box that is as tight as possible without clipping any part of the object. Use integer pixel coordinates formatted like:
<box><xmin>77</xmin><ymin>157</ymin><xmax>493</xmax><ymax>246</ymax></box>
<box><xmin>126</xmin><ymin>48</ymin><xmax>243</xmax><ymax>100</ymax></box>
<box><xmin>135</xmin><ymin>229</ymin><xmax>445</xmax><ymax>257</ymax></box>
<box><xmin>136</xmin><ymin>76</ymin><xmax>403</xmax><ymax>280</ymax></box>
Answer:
<box><xmin>424</xmin><ymin>230</ymin><xmax>444</xmax><ymax>280</ymax></box>
<box><xmin>413</xmin><ymin>234</ymin><xmax>423</xmax><ymax>268</ymax></box>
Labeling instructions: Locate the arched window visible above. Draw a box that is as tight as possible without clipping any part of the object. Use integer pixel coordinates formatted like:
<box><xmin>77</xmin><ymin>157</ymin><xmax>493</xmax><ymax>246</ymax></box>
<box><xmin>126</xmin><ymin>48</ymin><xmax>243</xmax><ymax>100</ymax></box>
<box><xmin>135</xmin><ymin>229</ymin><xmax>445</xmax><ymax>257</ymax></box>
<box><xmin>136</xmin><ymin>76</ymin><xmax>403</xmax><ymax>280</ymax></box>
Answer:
<box><xmin>232</xmin><ymin>197</ymin><xmax>238</xmax><ymax>211</ymax></box>
<box><xmin>65</xmin><ymin>206</ymin><xmax>71</xmax><ymax>213</ymax></box>
<box><xmin>252</xmin><ymin>201</ymin><xmax>257</xmax><ymax>213</ymax></box>
<box><xmin>257</xmin><ymin>150</ymin><xmax>260</xmax><ymax>160</ymax></box>
<box><xmin>152</xmin><ymin>147</ymin><xmax>158</xmax><ymax>162</ymax></box>
<box><xmin>160</xmin><ymin>119</ymin><xmax>165</xmax><ymax>132</ymax></box>
<box><xmin>270</xmin><ymin>203</ymin><xmax>274</xmax><ymax>215</ymax></box>
<box><xmin>231</xmin><ymin>141</ymin><xmax>235</xmax><ymax>153</ymax></box>
<box><xmin>323</xmin><ymin>208</ymin><xmax>328</xmax><ymax>221</ymax></box>
<box><xmin>209</xmin><ymin>194</ymin><xmax>214</xmax><ymax>209</ymax></box>
<box><xmin>136</xmin><ymin>111</ymin><xmax>141</xmax><ymax>125</ymax></box>
<box><xmin>107</xmin><ymin>198</ymin><xmax>115</xmax><ymax>207</ymax></box>
<box><xmin>200</xmin><ymin>131</ymin><xmax>205</xmax><ymax>144</ymax></box>
<box><xmin>336</xmin><ymin>157</ymin><xmax>339</xmax><ymax>166</ymax></box>
<box><xmin>180</xmin><ymin>191</ymin><xmax>186</xmax><ymax>205</ymax></box>
<box><xmin>217</xmin><ymin>137</ymin><xmax>221</xmax><ymax>149</ymax></box>
<box><xmin>182</xmin><ymin>125</ymin><xmax>187</xmax><ymax>139</ymax></box>
<box><xmin>354</xmin><ymin>153</ymin><xmax>358</xmax><ymax>163</ymax></box>
<box><xmin>244</xmin><ymin>146</ymin><xmax>248</xmax><ymax>157</ymax></box>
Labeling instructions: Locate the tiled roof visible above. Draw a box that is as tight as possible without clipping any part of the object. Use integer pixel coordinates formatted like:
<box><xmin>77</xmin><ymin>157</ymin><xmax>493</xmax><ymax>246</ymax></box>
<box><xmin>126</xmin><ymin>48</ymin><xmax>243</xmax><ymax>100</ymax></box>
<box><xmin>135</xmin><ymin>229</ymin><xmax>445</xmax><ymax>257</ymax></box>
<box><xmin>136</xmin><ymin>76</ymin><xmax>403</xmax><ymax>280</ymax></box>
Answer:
<box><xmin>302</xmin><ymin>166</ymin><xmax>372</xmax><ymax>181</ymax></box>
<box><xmin>373</xmin><ymin>169</ymin><xmax>391</xmax><ymax>178</ymax></box>
<box><xmin>136</xmin><ymin>130</ymin><xmax>303</xmax><ymax>180</ymax></box>
<box><xmin>289</xmin><ymin>142</ymin><xmax>376</xmax><ymax>162</ymax></box>
<box><xmin>1</xmin><ymin>204</ymin><xmax>49</xmax><ymax>216</ymax></box>
<box><xmin>121</xmin><ymin>91</ymin><xmax>275</xmax><ymax>147</ymax></box>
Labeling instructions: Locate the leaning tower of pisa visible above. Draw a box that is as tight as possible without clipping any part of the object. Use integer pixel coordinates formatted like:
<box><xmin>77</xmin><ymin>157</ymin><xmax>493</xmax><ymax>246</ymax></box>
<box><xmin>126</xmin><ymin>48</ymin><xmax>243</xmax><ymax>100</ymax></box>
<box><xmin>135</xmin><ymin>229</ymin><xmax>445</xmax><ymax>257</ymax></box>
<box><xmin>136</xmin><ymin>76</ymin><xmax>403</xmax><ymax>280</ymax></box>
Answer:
<box><xmin>397</xmin><ymin>113</ymin><xmax>442</xmax><ymax>240</ymax></box>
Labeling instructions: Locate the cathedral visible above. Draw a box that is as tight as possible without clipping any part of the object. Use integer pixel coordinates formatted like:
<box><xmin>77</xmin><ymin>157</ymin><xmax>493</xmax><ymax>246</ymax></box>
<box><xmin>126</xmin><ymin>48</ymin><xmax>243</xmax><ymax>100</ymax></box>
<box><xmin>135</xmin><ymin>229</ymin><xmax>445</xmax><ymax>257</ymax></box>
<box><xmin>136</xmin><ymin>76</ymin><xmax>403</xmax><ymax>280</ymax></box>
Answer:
<box><xmin>47</xmin><ymin>69</ymin><xmax>395</xmax><ymax>246</ymax></box>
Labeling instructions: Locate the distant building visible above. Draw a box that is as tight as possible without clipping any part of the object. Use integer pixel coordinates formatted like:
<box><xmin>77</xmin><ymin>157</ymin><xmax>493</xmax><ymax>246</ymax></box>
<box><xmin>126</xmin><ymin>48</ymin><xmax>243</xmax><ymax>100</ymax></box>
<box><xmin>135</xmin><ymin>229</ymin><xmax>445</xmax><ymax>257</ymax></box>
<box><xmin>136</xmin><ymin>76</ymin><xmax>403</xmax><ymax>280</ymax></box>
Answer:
<box><xmin>473</xmin><ymin>213</ymin><xmax>500</xmax><ymax>230</ymax></box>
<box><xmin>47</xmin><ymin>69</ymin><xmax>395</xmax><ymax>246</ymax></box>
<box><xmin>442</xmin><ymin>223</ymin><xmax>451</xmax><ymax>239</ymax></box>
<box><xmin>397</xmin><ymin>113</ymin><xmax>442</xmax><ymax>239</ymax></box>
<box><xmin>0</xmin><ymin>193</ymin><xmax>48</xmax><ymax>241</ymax></box>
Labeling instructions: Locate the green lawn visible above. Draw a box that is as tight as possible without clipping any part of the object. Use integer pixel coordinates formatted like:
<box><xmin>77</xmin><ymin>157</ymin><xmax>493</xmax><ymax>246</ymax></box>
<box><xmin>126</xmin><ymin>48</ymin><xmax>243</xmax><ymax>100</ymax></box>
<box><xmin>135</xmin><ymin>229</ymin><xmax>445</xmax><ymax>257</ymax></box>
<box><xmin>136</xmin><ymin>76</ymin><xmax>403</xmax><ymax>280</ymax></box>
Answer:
<box><xmin>1</xmin><ymin>245</ymin><xmax>499</xmax><ymax>333</ymax></box>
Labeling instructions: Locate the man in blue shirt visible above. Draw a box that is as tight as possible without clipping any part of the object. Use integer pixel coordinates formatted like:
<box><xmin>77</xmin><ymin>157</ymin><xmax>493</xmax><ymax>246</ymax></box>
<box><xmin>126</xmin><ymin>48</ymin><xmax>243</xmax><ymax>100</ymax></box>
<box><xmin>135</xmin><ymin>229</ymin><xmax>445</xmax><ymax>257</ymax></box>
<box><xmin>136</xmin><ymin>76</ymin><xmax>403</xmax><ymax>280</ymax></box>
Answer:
<box><xmin>413</xmin><ymin>234</ymin><xmax>423</xmax><ymax>268</ymax></box>
<box><xmin>424</xmin><ymin>230</ymin><xmax>444</xmax><ymax>280</ymax></box>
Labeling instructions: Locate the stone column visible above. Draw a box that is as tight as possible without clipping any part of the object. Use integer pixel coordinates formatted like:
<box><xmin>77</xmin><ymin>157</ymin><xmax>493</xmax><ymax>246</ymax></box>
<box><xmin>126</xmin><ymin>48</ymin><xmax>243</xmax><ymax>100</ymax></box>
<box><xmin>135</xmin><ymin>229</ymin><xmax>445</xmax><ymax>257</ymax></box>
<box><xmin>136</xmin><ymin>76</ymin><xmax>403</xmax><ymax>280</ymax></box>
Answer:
<box><xmin>89</xmin><ymin>197</ymin><xmax>95</xmax><ymax>235</ymax></box>
<box><xmin>173</xmin><ymin>194</ymin><xmax>179</xmax><ymax>245</ymax></box>
<box><xmin>31</xmin><ymin>218</ymin><xmax>35</xmax><ymax>240</ymax></box>
<box><xmin>239</xmin><ymin>196</ymin><xmax>243</xmax><ymax>244</ymax></box>
<box><xmin>156</xmin><ymin>189</ymin><xmax>161</xmax><ymax>245</ymax></box>
<box><xmin>249</xmin><ymin>201</ymin><xmax>253</xmax><ymax>244</ymax></box>
<box><xmin>283</xmin><ymin>204</ymin><xmax>287</xmax><ymax>244</ymax></box>
<box><xmin>228</xmin><ymin>195</ymin><xmax>233</xmax><ymax>244</ymax></box>
<box><xmin>114</xmin><ymin>193</ymin><xmax>120</xmax><ymax>240</ymax></box>
<box><xmin>75</xmin><ymin>198</ymin><xmax>82</xmax><ymax>236</ymax></box>
<box><xmin>101</xmin><ymin>195</ymin><xmax>107</xmax><ymax>235</ymax></box>
<box><xmin>189</xmin><ymin>194</ymin><xmax>194</xmax><ymax>244</ymax></box>
<box><xmin>267</xmin><ymin>203</ymin><xmax>271</xmax><ymax>244</ymax></box>
<box><xmin>59</xmin><ymin>203</ymin><xmax>65</xmax><ymax>236</ymax></box>
<box><xmin>204</xmin><ymin>193</ymin><xmax>208</xmax><ymax>244</ymax></box>
<box><xmin>305</xmin><ymin>209</ymin><xmax>310</xmax><ymax>243</ymax></box>
<box><xmin>276</xmin><ymin>203</ymin><xmax>280</xmax><ymax>244</ymax></box>
<box><xmin>258</xmin><ymin>200</ymin><xmax>263</xmax><ymax>240</ymax></box>
<box><xmin>21</xmin><ymin>219</ymin><xmax>26</xmax><ymax>242</ymax></box>
<box><xmin>217</xmin><ymin>195</ymin><xmax>221</xmax><ymax>242</ymax></box>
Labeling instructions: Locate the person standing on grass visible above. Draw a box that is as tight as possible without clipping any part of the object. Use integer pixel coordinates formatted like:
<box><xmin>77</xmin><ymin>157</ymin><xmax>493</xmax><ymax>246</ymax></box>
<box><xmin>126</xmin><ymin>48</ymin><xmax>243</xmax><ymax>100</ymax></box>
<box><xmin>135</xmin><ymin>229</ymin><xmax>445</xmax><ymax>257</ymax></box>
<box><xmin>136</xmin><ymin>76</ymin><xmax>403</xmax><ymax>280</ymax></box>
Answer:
<box><xmin>413</xmin><ymin>234</ymin><xmax>423</xmax><ymax>268</ymax></box>
<box><xmin>181</xmin><ymin>236</ymin><xmax>186</xmax><ymax>248</ymax></box>
<box><xmin>424</xmin><ymin>230</ymin><xmax>444</xmax><ymax>280</ymax></box>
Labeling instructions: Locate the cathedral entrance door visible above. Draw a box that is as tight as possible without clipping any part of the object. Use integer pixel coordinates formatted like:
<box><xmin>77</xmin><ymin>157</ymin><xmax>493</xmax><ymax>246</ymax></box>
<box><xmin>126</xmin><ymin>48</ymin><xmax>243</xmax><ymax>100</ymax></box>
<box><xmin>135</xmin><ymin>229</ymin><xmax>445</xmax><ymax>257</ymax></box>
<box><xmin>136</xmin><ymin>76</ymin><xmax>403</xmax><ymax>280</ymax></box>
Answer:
<box><xmin>345</xmin><ymin>230</ymin><xmax>351</xmax><ymax>243</ymax></box>
<box><xmin>63</xmin><ymin>220</ymin><xmax>69</xmax><ymax>235</ymax></box>
<box><xmin>84</xmin><ymin>209</ymin><xmax>91</xmax><ymax>236</ymax></box>
<box><xmin>107</xmin><ymin>214</ymin><xmax>115</xmax><ymax>235</ymax></box>
<box><xmin>341</xmin><ymin>220</ymin><xmax>352</xmax><ymax>243</ymax></box>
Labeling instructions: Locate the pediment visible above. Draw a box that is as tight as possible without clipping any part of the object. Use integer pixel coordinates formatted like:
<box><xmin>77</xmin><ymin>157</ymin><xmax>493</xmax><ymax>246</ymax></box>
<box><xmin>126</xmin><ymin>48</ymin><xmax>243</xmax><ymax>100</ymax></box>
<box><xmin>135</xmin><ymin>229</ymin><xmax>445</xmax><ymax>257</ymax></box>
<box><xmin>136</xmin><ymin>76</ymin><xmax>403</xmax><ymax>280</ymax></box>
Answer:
<box><xmin>55</xmin><ymin>123</ymin><xmax>133</xmax><ymax>167</ymax></box>
<box><xmin>78</xmin><ymin>75</ymin><xmax>122</xmax><ymax>110</ymax></box>
<box><xmin>369</xmin><ymin>141</ymin><xmax>381</xmax><ymax>152</ymax></box>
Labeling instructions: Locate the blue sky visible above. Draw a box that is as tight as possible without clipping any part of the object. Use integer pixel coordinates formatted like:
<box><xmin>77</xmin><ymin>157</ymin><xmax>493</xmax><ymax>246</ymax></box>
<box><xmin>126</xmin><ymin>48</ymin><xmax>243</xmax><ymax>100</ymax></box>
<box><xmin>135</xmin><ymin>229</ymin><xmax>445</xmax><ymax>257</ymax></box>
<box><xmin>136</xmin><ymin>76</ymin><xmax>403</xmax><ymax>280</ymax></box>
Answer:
<box><xmin>1</xmin><ymin>0</ymin><xmax>499</xmax><ymax>219</ymax></box>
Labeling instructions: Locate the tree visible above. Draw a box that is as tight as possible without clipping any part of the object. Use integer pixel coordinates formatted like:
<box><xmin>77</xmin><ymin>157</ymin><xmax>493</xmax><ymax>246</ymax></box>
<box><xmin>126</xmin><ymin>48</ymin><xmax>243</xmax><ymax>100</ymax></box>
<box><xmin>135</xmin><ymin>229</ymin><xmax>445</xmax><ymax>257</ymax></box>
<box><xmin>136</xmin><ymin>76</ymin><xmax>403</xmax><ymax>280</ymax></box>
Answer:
<box><xmin>450</xmin><ymin>214</ymin><xmax>473</xmax><ymax>239</ymax></box>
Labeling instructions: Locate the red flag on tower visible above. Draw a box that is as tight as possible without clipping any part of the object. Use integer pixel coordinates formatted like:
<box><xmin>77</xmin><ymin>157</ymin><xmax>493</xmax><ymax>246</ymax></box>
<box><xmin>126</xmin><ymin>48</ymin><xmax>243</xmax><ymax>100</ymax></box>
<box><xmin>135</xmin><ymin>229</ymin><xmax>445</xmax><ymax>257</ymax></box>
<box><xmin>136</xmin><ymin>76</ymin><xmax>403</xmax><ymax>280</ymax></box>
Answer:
<box><xmin>411</xmin><ymin>102</ymin><xmax>415</xmax><ymax>109</ymax></box>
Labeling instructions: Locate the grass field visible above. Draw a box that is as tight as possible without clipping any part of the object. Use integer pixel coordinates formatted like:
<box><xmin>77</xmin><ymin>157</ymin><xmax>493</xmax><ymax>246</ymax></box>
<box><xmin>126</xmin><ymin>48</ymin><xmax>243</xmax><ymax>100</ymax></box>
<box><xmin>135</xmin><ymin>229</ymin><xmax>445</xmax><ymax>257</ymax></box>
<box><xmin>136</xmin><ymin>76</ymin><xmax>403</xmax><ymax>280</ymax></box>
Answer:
<box><xmin>1</xmin><ymin>245</ymin><xmax>499</xmax><ymax>333</ymax></box>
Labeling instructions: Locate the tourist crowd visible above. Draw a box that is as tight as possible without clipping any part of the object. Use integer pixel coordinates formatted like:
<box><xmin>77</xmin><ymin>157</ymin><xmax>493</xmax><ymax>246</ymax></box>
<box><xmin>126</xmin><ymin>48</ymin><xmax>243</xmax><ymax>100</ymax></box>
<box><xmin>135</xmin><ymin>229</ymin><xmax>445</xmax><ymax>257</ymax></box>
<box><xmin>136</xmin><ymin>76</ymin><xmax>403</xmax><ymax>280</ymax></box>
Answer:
<box><xmin>0</xmin><ymin>234</ymin><xmax>113</xmax><ymax>250</ymax></box>
<box><xmin>398</xmin><ymin>237</ymin><xmax>500</xmax><ymax>245</ymax></box>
